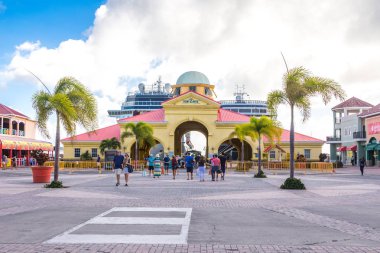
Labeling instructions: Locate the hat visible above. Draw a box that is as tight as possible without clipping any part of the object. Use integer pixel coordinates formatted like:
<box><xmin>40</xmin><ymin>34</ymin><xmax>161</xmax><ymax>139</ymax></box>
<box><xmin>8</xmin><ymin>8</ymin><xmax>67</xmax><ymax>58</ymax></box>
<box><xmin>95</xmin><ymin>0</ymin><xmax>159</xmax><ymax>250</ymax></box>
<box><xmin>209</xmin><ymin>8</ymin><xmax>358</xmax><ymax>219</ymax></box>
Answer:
<box><xmin>155</xmin><ymin>154</ymin><xmax>160</xmax><ymax>158</ymax></box>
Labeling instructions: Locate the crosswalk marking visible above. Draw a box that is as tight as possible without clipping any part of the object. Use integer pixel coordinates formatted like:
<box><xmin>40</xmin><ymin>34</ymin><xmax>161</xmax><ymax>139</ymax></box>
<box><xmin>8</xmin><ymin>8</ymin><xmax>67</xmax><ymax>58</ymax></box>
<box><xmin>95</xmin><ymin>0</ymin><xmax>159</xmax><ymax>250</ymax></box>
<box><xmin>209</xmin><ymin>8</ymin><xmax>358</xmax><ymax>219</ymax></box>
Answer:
<box><xmin>45</xmin><ymin>207</ymin><xmax>192</xmax><ymax>244</ymax></box>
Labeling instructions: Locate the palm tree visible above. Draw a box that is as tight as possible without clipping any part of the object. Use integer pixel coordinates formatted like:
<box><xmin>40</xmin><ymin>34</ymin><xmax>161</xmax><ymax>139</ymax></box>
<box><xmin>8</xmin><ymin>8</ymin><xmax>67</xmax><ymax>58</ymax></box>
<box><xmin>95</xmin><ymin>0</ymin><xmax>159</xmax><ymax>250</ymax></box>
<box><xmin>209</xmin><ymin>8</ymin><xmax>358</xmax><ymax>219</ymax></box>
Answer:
<box><xmin>229</xmin><ymin>124</ymin><xmax>251</xmax><ymax>164</ymax></box>
<box><xmin>267</xmin><ymin>66</ymin><xmax>345</xmax><ymax>179</ymax></box>
<box><xmin>246</xmin><ymin>116</ymin><xmax>282</xmax><ymax>174</ymax></box>
<box><xmin>99</xmin><ymin>137</ymin><xmax>121</xmax><ymax>154</ymax></box>
<box><xmin>32</xmin><ymin>77</ymin><xmax>97</xmax><ymax>183</ymax></box>
<box><xmin>121</xmin><ymin>122</ymin><xmax>155</xmax><ymax>168</ymax></box>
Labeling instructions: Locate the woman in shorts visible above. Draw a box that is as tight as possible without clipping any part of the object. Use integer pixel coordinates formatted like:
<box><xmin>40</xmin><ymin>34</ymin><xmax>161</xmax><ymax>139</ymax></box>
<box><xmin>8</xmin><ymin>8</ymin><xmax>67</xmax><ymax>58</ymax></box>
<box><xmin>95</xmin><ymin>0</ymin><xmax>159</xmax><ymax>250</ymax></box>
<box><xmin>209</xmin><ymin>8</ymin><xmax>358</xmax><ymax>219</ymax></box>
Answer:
<box><xmin>123</xmin><ymin>153</ymin><xmax>131</xmax><ymax>186</ymax></box>
<box><xmin>171</xmin><ymin>155</ymin><xmax>178</xmax><ymax>180</ymax></box>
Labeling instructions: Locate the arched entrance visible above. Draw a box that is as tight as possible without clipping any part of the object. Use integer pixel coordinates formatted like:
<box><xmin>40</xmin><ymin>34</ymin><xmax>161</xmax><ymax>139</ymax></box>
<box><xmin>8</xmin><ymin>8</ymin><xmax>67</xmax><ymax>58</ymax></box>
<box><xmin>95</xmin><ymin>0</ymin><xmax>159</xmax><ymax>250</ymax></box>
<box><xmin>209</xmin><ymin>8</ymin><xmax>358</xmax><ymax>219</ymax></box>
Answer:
<box><xmin>174</xmin><ymin>121</ymin><xmax>208</xmax><ymax>157</ymax></box>
<box><xmin>218</xmin><ymin>138</ymin><xmax>253</xmax><ymax>161</ymax></box>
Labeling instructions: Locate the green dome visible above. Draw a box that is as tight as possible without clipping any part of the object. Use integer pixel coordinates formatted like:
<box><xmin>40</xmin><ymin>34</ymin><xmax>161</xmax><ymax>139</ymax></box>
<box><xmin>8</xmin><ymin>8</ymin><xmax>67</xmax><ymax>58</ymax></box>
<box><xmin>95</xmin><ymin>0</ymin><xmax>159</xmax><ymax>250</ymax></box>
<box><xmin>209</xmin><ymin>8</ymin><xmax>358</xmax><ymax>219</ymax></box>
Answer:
<box><xmin>176</xmin><ymin>71</ymin><xmax>210</xmax><ymax>85</ymax></box>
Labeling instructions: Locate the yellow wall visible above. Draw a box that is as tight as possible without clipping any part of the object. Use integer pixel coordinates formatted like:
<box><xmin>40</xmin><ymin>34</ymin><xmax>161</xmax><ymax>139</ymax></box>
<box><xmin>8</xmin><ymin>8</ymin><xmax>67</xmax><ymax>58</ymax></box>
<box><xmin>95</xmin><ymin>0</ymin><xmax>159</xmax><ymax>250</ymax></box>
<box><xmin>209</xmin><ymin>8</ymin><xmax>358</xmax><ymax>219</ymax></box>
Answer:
<box><xmin>62</xmin><ymin>92</ymin><xmax>323</xmax><ymax>160</ymax></box>
<box><xmin>62</xmin><ymin>142</ymin><xmax>102</xmax><ymax>160</ymax></box>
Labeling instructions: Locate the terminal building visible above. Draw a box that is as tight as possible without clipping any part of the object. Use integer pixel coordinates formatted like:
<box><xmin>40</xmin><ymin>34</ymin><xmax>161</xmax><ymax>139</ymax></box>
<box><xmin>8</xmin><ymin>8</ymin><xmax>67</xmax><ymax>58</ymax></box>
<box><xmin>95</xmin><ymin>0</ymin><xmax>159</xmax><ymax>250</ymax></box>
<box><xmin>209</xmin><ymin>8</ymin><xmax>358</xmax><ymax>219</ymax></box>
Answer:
<box><xmin>63</xmin><ymin>71</ymin><xmax>324</xmax><ymax>161</ymax></box>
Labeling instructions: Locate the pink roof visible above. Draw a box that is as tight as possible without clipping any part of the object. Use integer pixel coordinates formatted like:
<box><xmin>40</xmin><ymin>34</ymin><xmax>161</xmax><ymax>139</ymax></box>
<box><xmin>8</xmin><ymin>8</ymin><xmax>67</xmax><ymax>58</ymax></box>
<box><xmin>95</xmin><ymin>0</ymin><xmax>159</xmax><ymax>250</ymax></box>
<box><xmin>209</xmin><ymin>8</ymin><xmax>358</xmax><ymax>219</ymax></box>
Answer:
<box><xmin>0</xmin><ymin>103</ymin><xmax>29</xmax><ymax>118</ymax></box>
<box><xmin>263</xmin><ymin>128</ymin><xmax>324</xmax><ymax>143</ymax></box>
<box><xmin>118</xmin><ymin>109</ymin><xmax>165</xmax><ymax>123</ymax></box>
<box><xmin>217</xmin><ymin>109</ymin><xmax>250</xmax><ymax>122</ymax></box>
<box><xmin>61</xmin><ymin>124</ymin><xmax>120</xmax><ymax>142</ymax></box>
<box><xmin>358</xmin><ymin>103</ymin><xmax>380</xmax><ymax>117</ymax></box>
<box><xmin>332</xmin><ymin>97</ymin><xmax>373</xmax><ymax>110</ymax></box>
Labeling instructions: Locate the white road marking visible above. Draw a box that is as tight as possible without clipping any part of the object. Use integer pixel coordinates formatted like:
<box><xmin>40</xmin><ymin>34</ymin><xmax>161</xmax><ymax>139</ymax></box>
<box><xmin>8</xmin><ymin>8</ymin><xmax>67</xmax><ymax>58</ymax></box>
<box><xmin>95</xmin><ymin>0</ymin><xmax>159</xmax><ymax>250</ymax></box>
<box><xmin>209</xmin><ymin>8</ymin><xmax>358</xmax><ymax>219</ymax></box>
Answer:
<box><xmin>45</xmin><ymin>207</ymin><xmax>192</xmax><ymax>244</ymax></box>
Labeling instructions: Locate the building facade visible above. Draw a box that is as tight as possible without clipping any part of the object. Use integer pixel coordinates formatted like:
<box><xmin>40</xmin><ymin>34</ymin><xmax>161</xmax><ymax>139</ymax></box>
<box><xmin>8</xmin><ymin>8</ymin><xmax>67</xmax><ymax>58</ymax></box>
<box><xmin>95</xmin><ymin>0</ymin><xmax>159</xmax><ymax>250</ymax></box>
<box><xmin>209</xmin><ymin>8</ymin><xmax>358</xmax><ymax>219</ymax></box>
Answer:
<box><xmin>63</xmin><ymin>72</ymin><xmax>323</xmax><ymax>161</ymax></box>
<box><xmin>359</xmin><ymin>104</ymin><xmax>380</xmax><ymax>166</ymax></box>
<box><xmin>326</xmin><ymin>97</ymin><xmax>373</xmax><ymax>164</ymax></box>
<box><xmin>0</xmin><ymin>104</ymin><xmax>53</xmax><ymax>167</ymax></box>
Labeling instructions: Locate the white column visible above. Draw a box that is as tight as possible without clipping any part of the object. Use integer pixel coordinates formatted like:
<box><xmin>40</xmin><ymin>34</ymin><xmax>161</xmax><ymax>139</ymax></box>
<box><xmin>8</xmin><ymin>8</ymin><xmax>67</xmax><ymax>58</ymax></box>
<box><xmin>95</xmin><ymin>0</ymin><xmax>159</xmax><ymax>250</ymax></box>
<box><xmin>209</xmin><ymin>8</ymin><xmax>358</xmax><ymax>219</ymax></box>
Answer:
<box><xmin>0</xmin><ymin>117</ymin><xmax>3</xmax><ymax>134</ymax></box>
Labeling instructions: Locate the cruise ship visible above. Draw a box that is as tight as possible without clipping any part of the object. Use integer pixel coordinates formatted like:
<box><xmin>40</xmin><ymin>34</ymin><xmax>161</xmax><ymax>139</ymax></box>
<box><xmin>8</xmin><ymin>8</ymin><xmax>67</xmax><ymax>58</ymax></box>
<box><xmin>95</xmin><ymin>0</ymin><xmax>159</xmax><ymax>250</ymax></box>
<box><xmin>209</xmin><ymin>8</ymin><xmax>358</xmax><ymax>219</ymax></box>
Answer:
<box><xmin>219</xmin><ymin>85</ymin><xmax>269</xmax><ymax>117</ymax></box>
<box><xmin>108</xmin><ymin>81</ymin><xmax>268</xmax><ymax>119</ymax></box>
<box><xmin>108</xmin><ymin>77</ymin><xmax>173</xmax><ymax>119</ymax></box>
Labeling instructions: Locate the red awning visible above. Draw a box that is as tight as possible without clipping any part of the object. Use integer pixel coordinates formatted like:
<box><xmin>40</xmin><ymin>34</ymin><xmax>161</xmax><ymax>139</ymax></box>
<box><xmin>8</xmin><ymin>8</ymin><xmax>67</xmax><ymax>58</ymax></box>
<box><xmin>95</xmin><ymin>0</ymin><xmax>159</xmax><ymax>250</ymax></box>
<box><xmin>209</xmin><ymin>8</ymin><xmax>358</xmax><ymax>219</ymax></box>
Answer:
<box><xmin>347</xmin><ymin>145</ymin><xmax>357</xmax><ymax>151</ymax></box>
<box><xmin>337</xmin><ymin>146</ymin><xmax>347</xmax><ymax>151</ymax></box>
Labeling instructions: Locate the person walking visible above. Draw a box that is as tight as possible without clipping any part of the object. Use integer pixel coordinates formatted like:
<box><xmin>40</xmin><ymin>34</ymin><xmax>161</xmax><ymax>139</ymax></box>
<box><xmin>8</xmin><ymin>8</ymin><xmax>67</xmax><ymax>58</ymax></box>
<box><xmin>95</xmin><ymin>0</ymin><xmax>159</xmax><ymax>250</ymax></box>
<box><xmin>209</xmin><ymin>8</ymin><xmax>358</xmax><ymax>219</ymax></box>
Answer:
<box><xmin>218</xmin><ymin>152</ymin><xmax>227</xmax><ymax>180</ymax></box>
<box><xmin>210</xmin><ymin>154</ymin><xmax>221</xmax><ymax>181</ymax></box>
<box><xmin>113</xmin><ymin>151</ymin><xmax>124</xmax><ymax>186</ymax></box>
<box><xmin>163</xmin><ymin>154</ymin><xmax>170</xmax><ymax>175</ymax></box>
<box><xmin>146</xmin><ymin>154</ymin><xmax>155</xmax><ymax>176</ymax></box>
<box><xmin>97</xmin><ymin>155</ymin><xmax>101</xmax><ymax>174</ymax></box>
<box><xmin>171</xmin><ymin>155</ymin><xmax>178</xmax><ymax>180</ymax></box>
<box><xmin>185</xmin><ymin>152</ymin><xmax>194</xmax><ymax>180</ymax></box>
<box><xmin>198</xmin><ymin>156</ymin><xmax>206</xmax><ymax>182</ymax></box>
<box><xmin>153</xmin><ymin>154</ymin><xmax>162</xmax><ymax>178</ymax></box>
<box><xmin>359</xmin><ymin>157</ymin><xmax>366</xmax><ymax>176</ymax></box>
<box><xmin>123</xmin><ymin>153</ymin><xmax>131</xmax><ymax>186</ymax></box>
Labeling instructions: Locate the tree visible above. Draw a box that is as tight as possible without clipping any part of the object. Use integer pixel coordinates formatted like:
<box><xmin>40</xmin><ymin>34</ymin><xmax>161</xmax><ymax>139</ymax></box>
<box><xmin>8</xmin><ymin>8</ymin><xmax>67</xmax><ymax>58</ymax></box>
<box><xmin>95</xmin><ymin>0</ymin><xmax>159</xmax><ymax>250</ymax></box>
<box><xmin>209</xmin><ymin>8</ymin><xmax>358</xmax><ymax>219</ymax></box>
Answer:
<box><xmin>245</xmin><ymin>116</ymin><xmax>282</xmax><ymax>175</ymax></box>
<box><xmin>32</xmin><ymin>77</ymin><xmax>97</xmax><ymax>183</ymax></box>
<box><xmin>267</xmin><ymin>66</ymin><xmax>345</xmax><ymax>179</ymax></box>
<box><xmin>121</xmin><ymin>122</ymin><xmax>155</xmax><ymax>168</ymax></box>
<box><xmin>99</xmin><ymin>137</ymin><xmax>121</xmax><ymax>154</ymax></box>
<box><xmin>229</xmin><ymin>124</ymin><xmax>251</xmax><ymax>164</ymax></box>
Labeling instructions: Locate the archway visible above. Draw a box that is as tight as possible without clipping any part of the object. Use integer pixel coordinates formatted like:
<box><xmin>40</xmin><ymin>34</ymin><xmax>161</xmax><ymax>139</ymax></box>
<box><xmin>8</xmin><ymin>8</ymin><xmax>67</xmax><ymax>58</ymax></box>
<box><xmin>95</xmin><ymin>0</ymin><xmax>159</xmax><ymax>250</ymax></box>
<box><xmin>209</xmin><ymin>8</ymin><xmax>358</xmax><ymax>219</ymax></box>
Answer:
<box><xmin>174</xmin><ymin>121</ymin><xmax>208</xmax><ymax>157</ymax></box>
<box><xmin>218</xmin><ymin>138</ymin><xmax>253</xmax><ymax>161</ymax></box>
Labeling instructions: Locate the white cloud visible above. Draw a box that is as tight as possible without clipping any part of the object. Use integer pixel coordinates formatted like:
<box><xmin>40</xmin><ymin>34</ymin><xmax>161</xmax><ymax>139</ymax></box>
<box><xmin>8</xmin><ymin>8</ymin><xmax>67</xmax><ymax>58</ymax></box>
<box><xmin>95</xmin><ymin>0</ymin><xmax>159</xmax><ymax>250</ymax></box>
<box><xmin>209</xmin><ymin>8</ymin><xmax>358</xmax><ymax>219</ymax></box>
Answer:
<box><xmin>1</xmin><ymin>0</ymin><xmax>380</xmax><ymax>152</ymax></box>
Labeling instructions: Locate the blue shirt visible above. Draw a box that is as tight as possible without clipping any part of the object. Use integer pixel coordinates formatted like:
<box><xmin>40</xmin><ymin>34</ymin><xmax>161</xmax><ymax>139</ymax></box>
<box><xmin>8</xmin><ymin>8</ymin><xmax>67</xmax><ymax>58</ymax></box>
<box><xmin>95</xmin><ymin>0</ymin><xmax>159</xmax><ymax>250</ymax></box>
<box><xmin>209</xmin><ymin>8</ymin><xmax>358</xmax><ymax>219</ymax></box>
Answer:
<box><xmin>146</xmin><ymin>156</ymin><xmax>155</xmax><ymax>166</ymax></box>
<box><xmin>185</xmin><ymin>155</ymin><xmax>194</xmax><ymax>168</ymax></box>
<box><xmin>113</xmin><ymin>155</ymin><xmax>124</xmax><ymax>169</ymax></box>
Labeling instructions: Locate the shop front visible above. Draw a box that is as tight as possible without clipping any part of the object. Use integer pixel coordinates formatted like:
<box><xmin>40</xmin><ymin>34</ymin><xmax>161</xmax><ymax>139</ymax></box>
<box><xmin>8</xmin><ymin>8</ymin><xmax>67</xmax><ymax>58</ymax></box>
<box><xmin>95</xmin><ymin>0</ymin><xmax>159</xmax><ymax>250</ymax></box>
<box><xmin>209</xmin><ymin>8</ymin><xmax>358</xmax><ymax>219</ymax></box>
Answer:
<box><xmin>365</xmin><ymin>115</ymin><xmax>380</xmax><ymax>166</ymax></box>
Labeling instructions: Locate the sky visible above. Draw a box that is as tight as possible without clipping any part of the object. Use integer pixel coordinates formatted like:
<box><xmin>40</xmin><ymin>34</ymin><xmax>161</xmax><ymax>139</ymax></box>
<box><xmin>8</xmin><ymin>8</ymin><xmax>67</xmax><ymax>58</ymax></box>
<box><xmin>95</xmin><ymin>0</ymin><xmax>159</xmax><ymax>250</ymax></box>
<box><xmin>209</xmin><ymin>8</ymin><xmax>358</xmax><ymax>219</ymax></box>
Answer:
<box><xmin>1</xmin><ymin>0</ymin><xmax>380</xmax><ymax>153</ymax></box>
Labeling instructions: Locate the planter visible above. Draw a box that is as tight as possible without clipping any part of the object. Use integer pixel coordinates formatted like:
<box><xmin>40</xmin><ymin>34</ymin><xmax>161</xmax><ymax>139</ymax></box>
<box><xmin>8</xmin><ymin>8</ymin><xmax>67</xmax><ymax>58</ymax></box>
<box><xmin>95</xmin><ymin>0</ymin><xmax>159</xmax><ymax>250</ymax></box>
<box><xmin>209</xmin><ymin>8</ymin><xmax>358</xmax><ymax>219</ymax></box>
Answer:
<box><xmin>31</xmin><ymin>166</ymin><xmax>53</xmax><ymax>183</ymax></box>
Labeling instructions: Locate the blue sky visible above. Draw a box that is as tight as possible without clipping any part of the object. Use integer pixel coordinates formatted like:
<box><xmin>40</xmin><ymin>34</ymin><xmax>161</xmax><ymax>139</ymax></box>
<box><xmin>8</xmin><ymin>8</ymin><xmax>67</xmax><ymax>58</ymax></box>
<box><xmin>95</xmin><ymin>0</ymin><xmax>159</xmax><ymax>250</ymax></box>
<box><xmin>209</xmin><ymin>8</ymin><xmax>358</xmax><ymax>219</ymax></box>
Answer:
<box><xmin>0</xmin><ymin>0</ymin><xmax>379</xmax><ymax>149</ymax></box>
<box><xmin>0</xmin><ymin>0</ymin><xmax>105</xmax><ymax>66</ymax></box>
<box><xmin>0</xmin><ymin>0</ymin><xmax>105</xmax><ymax>122</ymax></box>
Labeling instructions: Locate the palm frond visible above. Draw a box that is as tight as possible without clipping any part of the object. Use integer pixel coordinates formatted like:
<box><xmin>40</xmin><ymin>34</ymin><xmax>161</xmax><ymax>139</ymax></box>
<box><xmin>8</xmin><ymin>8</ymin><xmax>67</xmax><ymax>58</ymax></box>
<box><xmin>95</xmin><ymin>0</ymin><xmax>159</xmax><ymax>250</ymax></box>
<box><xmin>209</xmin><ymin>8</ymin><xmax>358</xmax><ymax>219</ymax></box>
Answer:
<box><xmin>32</xmin><ymin>91</ymin><xmax>54</xmax><ymax>138</ymax></box>
<box><xmin>304</xmin><ymin>76</ymin><xmax>346</xmax><ymax>104</ymax></box>
<box><xmin>267</xmin><ymin>90</ymin><xmax>288</xmax><ymax>119</ymax></box>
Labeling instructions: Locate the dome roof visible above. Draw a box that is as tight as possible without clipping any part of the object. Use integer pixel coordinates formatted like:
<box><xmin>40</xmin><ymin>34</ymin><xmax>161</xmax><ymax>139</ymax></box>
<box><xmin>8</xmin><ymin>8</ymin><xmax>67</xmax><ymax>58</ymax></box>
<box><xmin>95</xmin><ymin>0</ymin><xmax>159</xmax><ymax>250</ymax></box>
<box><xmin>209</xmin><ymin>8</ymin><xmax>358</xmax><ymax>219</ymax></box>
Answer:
<box><xmin>176</xmin><ymin>71</ymin><xmax>210</xmax><ymax>85</ymax></box>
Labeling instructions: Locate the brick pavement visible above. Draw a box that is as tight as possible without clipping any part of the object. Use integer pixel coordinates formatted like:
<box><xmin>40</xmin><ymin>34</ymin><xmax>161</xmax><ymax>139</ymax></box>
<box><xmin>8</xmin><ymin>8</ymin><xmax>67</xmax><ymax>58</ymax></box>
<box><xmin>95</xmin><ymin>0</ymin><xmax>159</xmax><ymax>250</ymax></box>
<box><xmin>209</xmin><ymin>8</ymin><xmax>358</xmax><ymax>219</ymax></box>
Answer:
<box><xmin>1</xmin><ymin>243</ymin><xmax>380</xmax><ymax>253</ymax></box>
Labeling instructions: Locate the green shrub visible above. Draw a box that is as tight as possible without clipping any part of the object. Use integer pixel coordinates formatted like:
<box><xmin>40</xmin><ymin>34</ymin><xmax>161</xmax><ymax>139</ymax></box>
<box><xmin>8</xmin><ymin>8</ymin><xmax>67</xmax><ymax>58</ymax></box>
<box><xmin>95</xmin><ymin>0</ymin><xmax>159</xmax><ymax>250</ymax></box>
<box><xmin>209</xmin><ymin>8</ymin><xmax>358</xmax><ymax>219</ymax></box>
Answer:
<box><xmin>44</xmin><ymin>181</ymin><xmax>64</xmax><ymax>188</ymax></box>
<box><xmin>254</xmin><ymin>170</ymin><xmax>267</xmax><ymax>178</ymax></box>
<box><xmin>280</xmin><ymin>178</ymin><xmax>306</xmax><ymax>190</ymax></box>
<box><xmin>80</xmin><ymin>151</ymin><xmax>93</xmax><ymax>161</ymax></box>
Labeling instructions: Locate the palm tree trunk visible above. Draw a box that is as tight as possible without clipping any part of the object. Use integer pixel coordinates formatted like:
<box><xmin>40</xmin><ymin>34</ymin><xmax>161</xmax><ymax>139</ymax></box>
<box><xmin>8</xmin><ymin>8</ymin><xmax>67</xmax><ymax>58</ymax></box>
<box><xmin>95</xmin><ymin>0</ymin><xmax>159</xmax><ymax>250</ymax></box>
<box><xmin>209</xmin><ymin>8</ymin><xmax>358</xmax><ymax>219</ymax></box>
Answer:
<box><xmin>258</xmin><ymin>134</ymin><xmax>262</xmax><ymax>173</ymax></box>
<box><xmin>241</xmin><ymin>139</ymin><xmax>244</xmax><ymax>169</ymax></box>
<box><xmin>54</xmin><ymin>111</ymin><xmax>60</xmax><ymax>182</ymax></box>
<box><xmin>135</xmin><ymin>138</ymin><xmax>138</xmax><ymax>169</ymax></box>
<box><xmin>290</xmin><ymin>104</ymin><xmax>295</xmax><ymax>179</ymax></box>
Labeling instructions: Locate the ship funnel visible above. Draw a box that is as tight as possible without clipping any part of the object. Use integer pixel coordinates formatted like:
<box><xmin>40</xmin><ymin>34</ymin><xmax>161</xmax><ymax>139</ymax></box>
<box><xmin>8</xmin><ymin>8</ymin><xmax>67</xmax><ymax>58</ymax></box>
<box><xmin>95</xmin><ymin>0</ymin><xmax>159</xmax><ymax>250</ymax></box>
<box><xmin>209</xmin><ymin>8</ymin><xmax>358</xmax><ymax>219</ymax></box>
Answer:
<box><xmin>138</xmin><ymin>83</ymin><xmax>145</xmax><ymax>93</ymax></box>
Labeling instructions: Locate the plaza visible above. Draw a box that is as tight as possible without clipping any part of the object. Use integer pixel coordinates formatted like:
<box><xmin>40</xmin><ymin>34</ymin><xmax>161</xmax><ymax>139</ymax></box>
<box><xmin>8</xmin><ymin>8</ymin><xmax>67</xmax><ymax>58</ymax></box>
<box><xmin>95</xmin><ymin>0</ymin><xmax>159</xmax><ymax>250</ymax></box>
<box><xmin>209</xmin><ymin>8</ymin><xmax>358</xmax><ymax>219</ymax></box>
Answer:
<box><xmin>1</xmin><ymin>167</ymin><xmax>380</xmax><ymax>252</ymax></box>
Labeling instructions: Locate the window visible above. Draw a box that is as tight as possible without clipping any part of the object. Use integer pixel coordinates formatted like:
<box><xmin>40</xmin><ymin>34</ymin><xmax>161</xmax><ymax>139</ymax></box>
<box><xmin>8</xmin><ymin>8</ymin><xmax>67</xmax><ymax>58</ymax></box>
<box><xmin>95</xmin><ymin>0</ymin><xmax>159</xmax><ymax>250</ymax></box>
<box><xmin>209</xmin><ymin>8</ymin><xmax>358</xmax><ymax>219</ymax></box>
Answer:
<box><xmin>174</xmin><ymin>87</ymin><xmax>181</xmax><ymax>95</ymax></box>
<box><xmin>269</xmin><ymin>150</ymin><xmax>276</xmax><ymax>159</ymax></box>
<box><xmin>91</xmin><ymin>148</ymin><xmax>98</xmax><ymax>158</ymax></box>
<box><xmin>74</xmin><ymin>148</ymin><xmax>81</xmax><ymax>158</ymax></box>
<box><xmin>189</xmin><ymin>86</ymin><xmax>196</xmax><ymax>92</ymax></box>
<box><xmin>304</xmin><ymin>149</ymin><xmax>311</xmax><ymax>159</ymax></box>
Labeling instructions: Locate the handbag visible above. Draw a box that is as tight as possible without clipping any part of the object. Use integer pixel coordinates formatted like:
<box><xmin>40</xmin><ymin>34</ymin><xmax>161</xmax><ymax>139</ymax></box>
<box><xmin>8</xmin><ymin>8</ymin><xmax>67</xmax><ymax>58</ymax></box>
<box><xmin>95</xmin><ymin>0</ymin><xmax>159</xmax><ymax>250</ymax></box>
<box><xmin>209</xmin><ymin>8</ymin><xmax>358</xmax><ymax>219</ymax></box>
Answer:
<box><xmin>127</xmin><ymin>164</ymin><xmax>134</xmax><ymax>173</ymax></box>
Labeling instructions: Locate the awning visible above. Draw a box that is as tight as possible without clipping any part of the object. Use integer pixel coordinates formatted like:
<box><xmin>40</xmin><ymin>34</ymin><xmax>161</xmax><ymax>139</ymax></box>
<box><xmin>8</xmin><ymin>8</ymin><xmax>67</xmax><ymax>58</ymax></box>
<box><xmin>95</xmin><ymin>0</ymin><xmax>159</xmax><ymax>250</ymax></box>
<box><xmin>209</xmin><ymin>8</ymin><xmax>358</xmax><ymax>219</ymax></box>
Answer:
<box><xmin>347</xmin><ymin>145</ymin><xmax>357</xmax><ymax>151</ymax></box>
<box><xmin>337</xmin><ymin>146</ymin><xmax>347</xmax><ymax>151</ymax></box>
<box><xmin>366</xmin><ymin>143</ymin><xmax>377</xmax><ymax>151</ymax></box>
<box><xmin>263</xmin><ymin>144</ymin><xmax>286</xmax><ymax>153</ymax></box>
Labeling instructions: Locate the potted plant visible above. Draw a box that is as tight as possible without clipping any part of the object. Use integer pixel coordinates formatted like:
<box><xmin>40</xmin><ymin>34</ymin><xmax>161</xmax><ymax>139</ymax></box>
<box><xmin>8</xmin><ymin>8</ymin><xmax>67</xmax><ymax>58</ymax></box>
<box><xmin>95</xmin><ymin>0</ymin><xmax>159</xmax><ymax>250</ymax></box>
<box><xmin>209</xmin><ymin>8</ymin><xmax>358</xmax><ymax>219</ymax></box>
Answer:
<box><xmin>30</xmin><ymin>149</ymin><xmax>52</xmax><ymax>183</ymax></box>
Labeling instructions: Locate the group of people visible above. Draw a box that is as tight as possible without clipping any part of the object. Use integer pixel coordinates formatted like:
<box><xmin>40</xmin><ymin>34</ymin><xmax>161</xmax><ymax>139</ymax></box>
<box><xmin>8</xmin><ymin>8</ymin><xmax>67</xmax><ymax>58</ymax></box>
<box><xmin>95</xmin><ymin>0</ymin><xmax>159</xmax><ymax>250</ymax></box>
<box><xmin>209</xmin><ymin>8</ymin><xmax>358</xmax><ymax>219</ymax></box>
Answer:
<box><xmin>145</xmin><ymin>152</ymin><xmax>228</xmax><ymax>181</ymax></box>
<box><xmin>112</xmin><ymin>151</ymin><xmax>132</xmax><ymax>186</ymax></box>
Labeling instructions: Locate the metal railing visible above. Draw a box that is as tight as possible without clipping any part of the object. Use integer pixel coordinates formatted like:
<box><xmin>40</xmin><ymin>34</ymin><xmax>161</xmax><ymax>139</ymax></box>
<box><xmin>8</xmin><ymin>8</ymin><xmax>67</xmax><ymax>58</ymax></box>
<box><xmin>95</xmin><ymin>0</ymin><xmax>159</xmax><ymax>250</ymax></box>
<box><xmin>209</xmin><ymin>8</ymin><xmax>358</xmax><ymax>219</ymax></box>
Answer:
<box><xmin>353</xmin><ymin>131</ymin><xmax>366</xmax><ymax>139</ymax></box>
<box><xmin>326</xmin><ymin>136</ymin><xmax>341</xmax><ymax>142</ymax></box>
<box><xmin>227</xmin><ymin>161</ymin><xmax>334</xmax><ymax>173</ymax></box>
